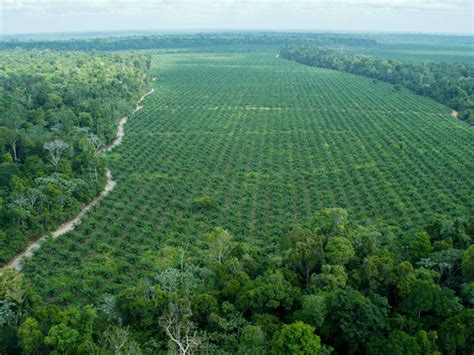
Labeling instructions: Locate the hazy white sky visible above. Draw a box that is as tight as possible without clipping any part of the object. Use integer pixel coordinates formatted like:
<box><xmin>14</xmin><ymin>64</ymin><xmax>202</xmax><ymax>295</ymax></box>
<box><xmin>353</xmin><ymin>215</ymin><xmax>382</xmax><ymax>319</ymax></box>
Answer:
<box><xmin>1</xmin><ymin>0</ymin><xmax>473</xmax><ymax>35</ymax></box>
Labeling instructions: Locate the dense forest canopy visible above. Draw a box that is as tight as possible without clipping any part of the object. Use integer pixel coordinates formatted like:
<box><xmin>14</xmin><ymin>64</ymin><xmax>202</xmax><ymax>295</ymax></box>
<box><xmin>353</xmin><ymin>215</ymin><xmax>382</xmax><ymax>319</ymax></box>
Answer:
<box><xmin>280</xmin><ymin>46</ymin><xmax>474</xmax><ymax>125</ymax></box>
<box><xmin>0</xmin><ymin>32</ymin><xmax>378</xmax><ymax>51</ymax></box>
<box><xmin>1</xmin><ymin>209</ymin><xmax>473</xmax><ymax>353</ymax></box>
<box><xmin>0</xmin><ymin>50</ymin><xmax>151</xmax><ymax>265</ymax></box>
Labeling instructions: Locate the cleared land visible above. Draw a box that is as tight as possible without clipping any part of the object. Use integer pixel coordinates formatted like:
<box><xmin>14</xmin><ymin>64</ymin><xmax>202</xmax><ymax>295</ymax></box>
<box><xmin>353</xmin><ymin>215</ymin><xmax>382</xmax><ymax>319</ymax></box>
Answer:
<box><xmin>23</xmin><ymin>51</ymin><xmax>473</xmax><ymax>303</ymax></box>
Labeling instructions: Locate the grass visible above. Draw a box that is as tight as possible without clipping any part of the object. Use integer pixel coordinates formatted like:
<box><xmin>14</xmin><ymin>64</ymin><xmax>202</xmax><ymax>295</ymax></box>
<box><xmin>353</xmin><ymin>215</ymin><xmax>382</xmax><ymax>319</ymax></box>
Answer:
<box><xmin>23</xmin><ymin>49</ymin><xmax>474</xmax><ymax>304</ymax></box>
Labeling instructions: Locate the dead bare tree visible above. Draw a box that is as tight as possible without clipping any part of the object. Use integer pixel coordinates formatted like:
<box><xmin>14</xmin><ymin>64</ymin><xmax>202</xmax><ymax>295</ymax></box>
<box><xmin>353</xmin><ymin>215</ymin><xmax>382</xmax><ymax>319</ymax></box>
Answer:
<box><xmin>43</xmin><ymin>139</ymin><xmax>69</xmax><ymax>167</ymax></box>
<box><xmin>160</xmin><ymin>300</ymin><xmax>203</xmax><ymax>355</ymax></box>
<box><xmin>101</xmin><ymin>326</ymin><xmax>141</xmax><ymax>355</ymax></box>
<box><xmin>88</xmin><ymin>133</ymin><xmax>103</xmax><ymax>154</ymax></box>
<box><xmin>206</xmin><ymin>227</ymin><xmax>234</xmax><ymax>264</ymax></box>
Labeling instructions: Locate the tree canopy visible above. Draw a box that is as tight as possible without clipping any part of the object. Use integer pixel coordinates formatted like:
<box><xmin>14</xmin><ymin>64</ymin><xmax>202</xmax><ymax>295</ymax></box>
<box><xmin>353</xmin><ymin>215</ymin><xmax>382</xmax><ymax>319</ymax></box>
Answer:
<box><xmin>0</xmin><ymin>50</ymin><xmax>151</xmax><ymax>264</ymax></box>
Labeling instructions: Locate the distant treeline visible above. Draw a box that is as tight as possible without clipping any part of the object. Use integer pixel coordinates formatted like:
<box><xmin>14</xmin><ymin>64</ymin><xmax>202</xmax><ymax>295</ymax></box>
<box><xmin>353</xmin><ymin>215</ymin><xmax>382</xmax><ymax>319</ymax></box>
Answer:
<box><xmin>0</xmin><ymin>32</ymin><xmax>378</xmax><ymax>51</ymax></box>
<box><xmin>0</xmin><ymin>50</ymin><xmax>151</xmax><ymax>264</ymax></box>
<box><xmin>371</xmin><ymin>33</ymin><xmax>474</xmax><ymax>46</ymax></box>
<box><xmin>280</xmin><ymin>46</ymin><xmax>474</xmax><ymax>125</ymax></box>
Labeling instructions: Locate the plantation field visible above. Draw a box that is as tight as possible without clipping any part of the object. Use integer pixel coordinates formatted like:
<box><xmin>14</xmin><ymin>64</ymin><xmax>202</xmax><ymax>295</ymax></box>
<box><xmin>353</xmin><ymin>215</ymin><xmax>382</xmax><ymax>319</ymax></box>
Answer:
<box><xmin>23</xmin><ymin>50</ymin><xmax>473</xmax><ymax>303</ymax></box>
<box><xmin>347</xmin><ymin>41</ymin><xmax>474</xmax><ymax>63</ymax></box>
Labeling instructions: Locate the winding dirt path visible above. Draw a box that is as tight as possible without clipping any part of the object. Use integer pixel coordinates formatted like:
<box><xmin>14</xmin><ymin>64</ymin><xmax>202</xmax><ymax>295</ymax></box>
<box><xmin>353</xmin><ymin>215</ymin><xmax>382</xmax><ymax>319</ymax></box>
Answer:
<box><xmin>2</xmin><ymin>88</ymin><xmax>155</xmax><ymax>273</ymax></box>
<box><xmin>105</xmin><ymin>88</ymin><xmax>155</xmax><ymax>152</ymax></box>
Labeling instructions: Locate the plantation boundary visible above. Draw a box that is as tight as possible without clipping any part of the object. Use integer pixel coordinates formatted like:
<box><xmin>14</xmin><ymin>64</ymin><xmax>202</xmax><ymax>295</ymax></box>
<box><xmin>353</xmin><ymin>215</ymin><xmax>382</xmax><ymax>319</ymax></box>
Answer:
<box><xmin>1</xmin><ymin>88</ymin><xmax>155</xmax><ymax>273</ymax></box>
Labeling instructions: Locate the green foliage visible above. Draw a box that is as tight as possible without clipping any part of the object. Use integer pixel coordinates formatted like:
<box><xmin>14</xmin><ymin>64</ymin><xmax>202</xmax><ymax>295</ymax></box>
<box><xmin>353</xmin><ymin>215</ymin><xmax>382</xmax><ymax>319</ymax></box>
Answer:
<box><xmin>0</xmin><ymin>49</ymin><xmax>151</xmax><ymax>264</ymax></box>
<box><xmin>0</xmin><ymin>32</ymin><xmax>377</xmax><ymax>51</ymax></box>
<box><xmin>282</xmin><ymin>229</ymin><xmax>325</xmax><ymax>288</ymax></box>
<box><xmin>272</xmin><ymin>321</ymin><xmax>321</xmax><ymax>355</ymax></box>
<box><xmin>18</xmin><ymin>317</ymin><xmax>43</xmax><ymax>354</ymax></box>
<box><xmin>370</xmin><ymin>330</ymin><xmax>420</xmax><ymax>355</ymax></box>
<box><xmin>368</xmin><ymin>330</ymin><xmax>439</xmax><ymax>355</ymax></box>
<box><xmin>323</xmin><ymin>288</ymin><xmax>388</xmax><ymax>353</ymax></box>
<box><xmin>310</xmin><ymin>208</ymin><xmax>348</xmax><ymax>236</ymax></box>
<box><xmin>281</xmin><ymin>46</ymin><xmax>474</xmax><ymax>124</ymax></box>
<box><xmin>192</xmin><ymin>195</ymin><xmax>217</xmax><ymax>211</ymax></box>
<box><xmin>347</xmin><ymin>34</ymin><xmax>474</xmax><ymax>63</ymax></box>
<box><xmin>1</xmin><ymin>46</ymin><xmax>472</xmax><ymax>354</ymax></box>
<box><xmin>4</xmin><ymin>208</ymin><xmax>473</xmax><ymax>354</ymax></box>
<box><xmin>238</xmin><ymin>269</ymin><xmax>300</xmax><ymax>312</ymax></box>
<box><xmin>42</xmin><ymin>305</ymin><xmax>98</xmax><ymax>354</ymax></box>
<box><xmin>325</xmin><ymin>237</ymin><xmax>354</xmax><ymax>265</ymax></box>
<box><xmin>462</xmin><ymin>245</ymin><xmax>474</xmax><ymax>282</ymax></box>
<box><xmin>238</xmin><ymin>325</ymin><xmax>267</xmax><ymax>354</ymax></box>
<box><xmin>311</xmin><ymin>264</ymin><xmax>348</xmax><ymax>292</ymax></box>
<box><xmin>437</xmin><ymin>309</ymin><xmax>474</xmax><ymax>354</ymax></box>
<box><xmin>427</xmin><ymin>216</ymin><xmax>472</xmax><ymax>249</ymax></box>
<box><xmin>294</xmin><ymin>294</ymin><xmax>327</xmax><ymax>330</ymax></box>
<box><xmin>0</xmin><ymin>268</ymin><xmax>25</xmax><ymax>304</ymax></box>
<box><xmin>23</xmin><ymin>52</ymin><xmax>473</xmax><ymax>304</ymax></box>
<box><xmin>44</xmin><ymin>323</ymin><xmax>80</xmax><ymax>354</ymax></box>
<box><xmin>357</xmin><ymin>254</ymin><xmax>395</xmax><ymax>294</ymax></box>
<box><xmin>459</xmin><ymin>282</ymin><xmax>474</xmax><ymax>306</ymax></box>
<box><xmin>401</xmin><ymin>279</ymin><xmax>462</xmax><ymax>324</ymax></box>
<box><xmin>399</xmin><ymin>231</ymin><xmax>433</xmax><ymax>263</ymax></box>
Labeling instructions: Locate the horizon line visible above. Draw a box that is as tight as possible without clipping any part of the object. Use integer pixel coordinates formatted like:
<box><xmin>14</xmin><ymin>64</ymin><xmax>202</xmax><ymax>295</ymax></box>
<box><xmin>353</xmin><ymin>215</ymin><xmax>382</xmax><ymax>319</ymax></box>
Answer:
<box><xmin>2</xmin><ymin>28</ymin><xmax>474</xmax><ymax>38</ymax></box>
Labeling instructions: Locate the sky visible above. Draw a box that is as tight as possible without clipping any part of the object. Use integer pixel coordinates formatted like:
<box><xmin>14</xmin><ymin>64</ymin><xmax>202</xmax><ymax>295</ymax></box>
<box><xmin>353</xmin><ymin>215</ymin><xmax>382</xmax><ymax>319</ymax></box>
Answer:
<box><xmin>1</xmin><ymin>0</ymin><xmax>473</xmax><ymax>35</ymax></box>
